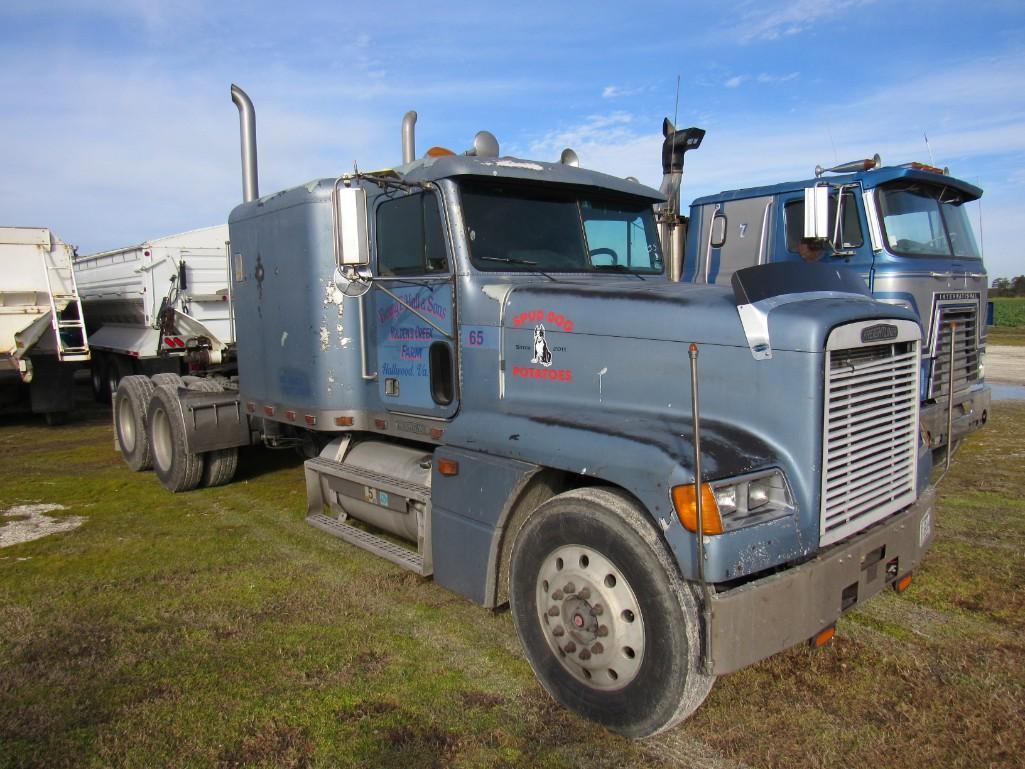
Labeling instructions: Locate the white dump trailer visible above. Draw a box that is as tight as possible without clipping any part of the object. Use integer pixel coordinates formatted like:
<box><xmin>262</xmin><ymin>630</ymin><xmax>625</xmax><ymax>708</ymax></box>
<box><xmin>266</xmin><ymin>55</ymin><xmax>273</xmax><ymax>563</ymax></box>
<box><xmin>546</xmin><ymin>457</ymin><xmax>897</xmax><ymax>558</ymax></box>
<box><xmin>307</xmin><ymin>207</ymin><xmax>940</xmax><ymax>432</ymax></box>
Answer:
<box><xmin>0</xmin><ymin>227</ymin><xmax>90</xmax><ymax>423</ymax></box>
<box><xmin>74</xmin><ymin>224</ymin><xmax>235</xmax><ymax>399</ymax></box>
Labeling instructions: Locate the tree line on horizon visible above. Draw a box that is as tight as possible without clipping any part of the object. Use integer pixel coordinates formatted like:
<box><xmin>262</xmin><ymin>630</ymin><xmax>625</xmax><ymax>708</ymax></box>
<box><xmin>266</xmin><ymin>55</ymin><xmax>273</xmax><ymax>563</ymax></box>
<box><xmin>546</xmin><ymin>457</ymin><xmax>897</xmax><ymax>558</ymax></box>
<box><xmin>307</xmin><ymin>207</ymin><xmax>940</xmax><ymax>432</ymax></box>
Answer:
<box><xmin>990</xmin><ymin>276</ymin><xmax>1025</xmax><ymax>297</ymax></box>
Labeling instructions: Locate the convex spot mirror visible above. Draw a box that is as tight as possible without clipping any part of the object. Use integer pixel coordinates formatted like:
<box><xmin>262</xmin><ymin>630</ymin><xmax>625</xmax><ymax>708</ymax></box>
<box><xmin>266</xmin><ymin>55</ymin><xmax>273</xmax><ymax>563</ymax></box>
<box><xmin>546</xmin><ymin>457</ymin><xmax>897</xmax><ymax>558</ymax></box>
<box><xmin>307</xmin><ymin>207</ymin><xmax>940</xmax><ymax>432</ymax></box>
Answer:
<box><xmin>335</xmin><ymin>185</ymin><xmax>371</xmax><ymax>266</ymax></box>
<box><xmin>332</xmin><ymin>265</ymin><xmax>372</xmax><ymax>298</ymax></box>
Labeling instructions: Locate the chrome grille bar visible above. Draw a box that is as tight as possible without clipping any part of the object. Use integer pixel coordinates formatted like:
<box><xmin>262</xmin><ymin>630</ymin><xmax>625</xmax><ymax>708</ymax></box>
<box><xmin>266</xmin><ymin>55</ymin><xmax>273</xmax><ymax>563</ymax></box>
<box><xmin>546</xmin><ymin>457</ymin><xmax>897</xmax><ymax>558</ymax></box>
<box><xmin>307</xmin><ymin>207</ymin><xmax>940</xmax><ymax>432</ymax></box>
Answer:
<box><xmin>820</xmin><ymin>320</ymin><xmax>921</xmax><ymax>547</ymax></box>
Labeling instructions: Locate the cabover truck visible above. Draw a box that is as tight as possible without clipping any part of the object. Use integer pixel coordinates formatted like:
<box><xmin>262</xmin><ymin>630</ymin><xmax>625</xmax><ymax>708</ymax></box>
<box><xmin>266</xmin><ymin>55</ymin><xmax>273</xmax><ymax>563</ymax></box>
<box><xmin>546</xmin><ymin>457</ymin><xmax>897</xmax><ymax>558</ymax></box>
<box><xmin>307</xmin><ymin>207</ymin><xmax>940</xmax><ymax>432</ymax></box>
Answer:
<box><xmin>657</xmin><ymin>121</ymin><xmax>989</xmax><ymax>451</ymax></box>
<box><xmin>0</xmin><ymin>227</ymin><xmax>90</xmax><ymax>424</ymax></box>
<box><xmin>110</xmin><ymin>85</ymin><xmax>937</xmax><ymax>737</ymax></box>
<box><xmin>74</xmin><ymin>224</ymin><xmax>234</xmax><ymax>401</ymax></box>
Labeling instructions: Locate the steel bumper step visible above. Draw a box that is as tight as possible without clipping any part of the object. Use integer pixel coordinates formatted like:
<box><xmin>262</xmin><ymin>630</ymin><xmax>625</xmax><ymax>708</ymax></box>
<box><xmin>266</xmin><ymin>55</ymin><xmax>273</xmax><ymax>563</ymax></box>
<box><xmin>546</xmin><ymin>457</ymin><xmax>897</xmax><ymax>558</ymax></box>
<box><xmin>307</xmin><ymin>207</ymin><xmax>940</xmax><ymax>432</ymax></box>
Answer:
<box><xmin>306</xmin><ymin>512</ymin><xmax>428</xmax><ymax>575</ymax></box>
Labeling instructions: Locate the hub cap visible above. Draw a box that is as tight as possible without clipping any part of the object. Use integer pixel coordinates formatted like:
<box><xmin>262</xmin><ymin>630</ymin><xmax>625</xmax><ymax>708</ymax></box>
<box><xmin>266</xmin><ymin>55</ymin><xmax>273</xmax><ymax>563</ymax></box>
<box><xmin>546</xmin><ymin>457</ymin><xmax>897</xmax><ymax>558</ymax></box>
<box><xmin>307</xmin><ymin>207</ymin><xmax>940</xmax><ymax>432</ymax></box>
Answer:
<box><xmin>535</xmin><ymin>545</ymin><xmax>644</xmax><ymax>691</ymax></box>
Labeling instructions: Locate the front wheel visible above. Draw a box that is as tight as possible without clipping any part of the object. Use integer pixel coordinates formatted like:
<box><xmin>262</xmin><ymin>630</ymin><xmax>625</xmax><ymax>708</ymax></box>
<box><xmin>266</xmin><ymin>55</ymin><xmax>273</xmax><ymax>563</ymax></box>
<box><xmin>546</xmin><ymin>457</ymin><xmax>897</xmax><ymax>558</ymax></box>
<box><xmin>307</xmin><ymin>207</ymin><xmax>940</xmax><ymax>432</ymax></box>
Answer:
<box><xmin>509</xmin><ymin>487</ymin><xmax>714</xmax><ymax>738</ymax></box>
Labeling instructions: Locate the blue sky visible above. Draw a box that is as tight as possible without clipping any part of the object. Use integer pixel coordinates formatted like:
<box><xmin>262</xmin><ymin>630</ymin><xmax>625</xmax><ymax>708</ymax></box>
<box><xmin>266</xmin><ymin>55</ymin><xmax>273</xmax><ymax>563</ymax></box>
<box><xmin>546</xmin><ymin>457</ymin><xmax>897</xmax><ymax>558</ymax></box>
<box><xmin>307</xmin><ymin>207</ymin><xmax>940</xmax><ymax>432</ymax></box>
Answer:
<box><xmin>2</xmin><ymin>0</ymin><xmax>1024</xmax><ymax>279</ymax></box>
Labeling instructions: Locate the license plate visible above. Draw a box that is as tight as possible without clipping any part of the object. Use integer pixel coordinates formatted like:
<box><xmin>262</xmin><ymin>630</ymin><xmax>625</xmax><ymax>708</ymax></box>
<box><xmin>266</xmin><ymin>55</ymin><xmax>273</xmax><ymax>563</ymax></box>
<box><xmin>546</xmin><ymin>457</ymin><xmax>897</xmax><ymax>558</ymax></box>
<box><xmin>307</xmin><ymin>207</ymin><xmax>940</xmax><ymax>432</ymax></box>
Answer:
<box><xmin>919</xmin><ymin>509</ymin><xmax>933</xmax><ymax>547</ymax></box>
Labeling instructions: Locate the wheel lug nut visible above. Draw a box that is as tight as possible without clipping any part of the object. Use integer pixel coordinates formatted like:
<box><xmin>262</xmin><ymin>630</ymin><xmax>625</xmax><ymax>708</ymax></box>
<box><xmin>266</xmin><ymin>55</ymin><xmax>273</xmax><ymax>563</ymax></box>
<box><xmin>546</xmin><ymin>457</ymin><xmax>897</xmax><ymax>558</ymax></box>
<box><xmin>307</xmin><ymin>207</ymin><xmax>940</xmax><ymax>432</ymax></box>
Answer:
<box><xmin>597</xmin><ymin>625</ymin><xmax>609</xmax><ymax>637</ymax></box>
<box><xmin>552</xmin><ymin>590</ymin><xmax>564</xmax><ymax>601</ymax></box>
<box><xmin>564</xmin><ymin>582</ymin><xmax>576</xmax><ymax>594</ymax></box>
<box><xmin>591</xmin><ymin>642</ymin><xmax>604</xmax><ymax>655</ymax></box>
<box><xmin>578</xmin><ymin>587</ymin><xmax>591</xmax><ymax>600</ymax></box>
<box><xmin>564</xmin><ymin>642</ymin><xmax>576</xmax><ymax>653</ymax></box>
<box><xmin>579</xmin><ymin>649</ymin><xmax>591</xmax><ymax>661</ymax></box>
<box><xmin>553</xmin><ymin>626</ymin><xmax>565</xmax><ymax>637</ymax></box>
<box><xmin>547</xmin><ymin>606</ymin><xmax>560</xmax><ymax>617</ymax></box>
<box><xmin>590</xmin><ymin>603</ymin><xmax>604</xmax><ymax>616</ymax></box>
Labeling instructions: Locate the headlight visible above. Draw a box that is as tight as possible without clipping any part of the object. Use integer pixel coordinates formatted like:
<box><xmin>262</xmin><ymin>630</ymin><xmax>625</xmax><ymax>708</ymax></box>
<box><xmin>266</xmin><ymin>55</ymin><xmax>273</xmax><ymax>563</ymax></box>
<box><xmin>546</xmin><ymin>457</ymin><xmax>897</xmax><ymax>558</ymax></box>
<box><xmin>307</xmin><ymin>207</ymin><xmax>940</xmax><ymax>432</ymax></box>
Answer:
<box><xmin>710</xmin><ymin>469</ymin><xmax>795</xmax><ymax>531</ymax></box>
<box><xmin>672</xmin><ymin>469</ymin><xmax>795</xmax><ymax>534</ymax></box>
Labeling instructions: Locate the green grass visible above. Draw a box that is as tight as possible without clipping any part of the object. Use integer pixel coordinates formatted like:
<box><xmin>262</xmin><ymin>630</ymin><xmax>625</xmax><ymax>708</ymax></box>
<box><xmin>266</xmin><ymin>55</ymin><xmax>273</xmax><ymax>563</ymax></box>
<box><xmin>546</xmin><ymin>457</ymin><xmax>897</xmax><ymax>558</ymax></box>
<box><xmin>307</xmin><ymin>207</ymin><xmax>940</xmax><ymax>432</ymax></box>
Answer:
<box><xmin>2</xmin><ymin>395</ymin><xmax>1025</xmax><ymax>768</ymax></box>
<box><xmin>992</xmin><ymin>296</ymin><xmax>1025</xmax><ymax>327</ymax></box>
<box><xmin>989</xmin><ymin>297</ymin><xmax>1025</xmax><ymax>345</ymax></box>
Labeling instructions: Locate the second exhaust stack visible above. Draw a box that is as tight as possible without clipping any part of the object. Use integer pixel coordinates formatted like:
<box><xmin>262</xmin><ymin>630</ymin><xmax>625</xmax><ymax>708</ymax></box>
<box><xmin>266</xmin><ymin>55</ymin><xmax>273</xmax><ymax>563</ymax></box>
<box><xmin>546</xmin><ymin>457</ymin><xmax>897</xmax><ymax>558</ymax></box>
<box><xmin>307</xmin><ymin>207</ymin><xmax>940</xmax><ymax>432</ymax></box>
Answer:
<box><xmin>231</xmin><ymin>84</ymin><xmax>259</xmax><ymax>203</ymax></box>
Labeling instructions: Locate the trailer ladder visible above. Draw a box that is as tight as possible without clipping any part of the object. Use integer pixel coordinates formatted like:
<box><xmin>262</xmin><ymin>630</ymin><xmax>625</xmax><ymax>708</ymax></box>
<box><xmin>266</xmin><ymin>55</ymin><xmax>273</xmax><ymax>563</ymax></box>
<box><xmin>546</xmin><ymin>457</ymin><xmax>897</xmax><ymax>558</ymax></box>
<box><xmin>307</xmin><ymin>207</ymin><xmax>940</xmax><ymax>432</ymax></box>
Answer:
<box><xmin>41</xmin><ymin>235</ymin><xmax>90</xmax><ymax>362</ymax></box>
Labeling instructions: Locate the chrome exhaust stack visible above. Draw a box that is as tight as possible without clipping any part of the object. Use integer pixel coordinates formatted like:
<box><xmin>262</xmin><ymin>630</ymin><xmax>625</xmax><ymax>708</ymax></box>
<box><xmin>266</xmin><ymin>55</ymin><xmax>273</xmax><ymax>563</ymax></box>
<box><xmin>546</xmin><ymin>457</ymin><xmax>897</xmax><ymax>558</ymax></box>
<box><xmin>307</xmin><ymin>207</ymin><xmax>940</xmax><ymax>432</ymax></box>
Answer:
<box><xmin>402</xmin><ymin>111</ymin><xmax>418</xmax><ymax>164</ymax></box>
<box><xmin>657</xmin><ymin>119</ymin><xmax>704</xmax><ymax>281</ymax></box>
<box><xmin>230</xmin><ymin>84</ymin><xmax>259</xmax><ymax>203</ymax></box>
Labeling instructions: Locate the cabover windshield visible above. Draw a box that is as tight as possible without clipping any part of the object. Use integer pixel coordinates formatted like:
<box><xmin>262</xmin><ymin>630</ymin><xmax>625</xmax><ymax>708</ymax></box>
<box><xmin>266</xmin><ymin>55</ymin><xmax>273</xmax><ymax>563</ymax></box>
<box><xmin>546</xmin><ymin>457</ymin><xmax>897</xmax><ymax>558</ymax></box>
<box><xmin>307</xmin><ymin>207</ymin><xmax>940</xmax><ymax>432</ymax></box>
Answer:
<box><xmin>459</xmin><ymin>179</ymin><xmax>664</xmax><ymax>274</ymax></box>
<box><xmin>877</xmin><ymin>182</ymin><xmax>981</xmax><ymax>259</ymax></box>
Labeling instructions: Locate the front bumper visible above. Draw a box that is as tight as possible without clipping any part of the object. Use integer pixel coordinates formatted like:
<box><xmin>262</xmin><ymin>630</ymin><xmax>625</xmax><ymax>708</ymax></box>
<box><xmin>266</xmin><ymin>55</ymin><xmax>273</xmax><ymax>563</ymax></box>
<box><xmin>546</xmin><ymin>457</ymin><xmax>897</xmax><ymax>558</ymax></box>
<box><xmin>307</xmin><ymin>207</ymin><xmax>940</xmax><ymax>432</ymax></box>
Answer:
<box><xmin>706</xmin><ymin>485</ymin><xmax>936</xmax><ymax>675</ymax></box>
<box><xmin>921</xmin><ymin>384</ymin><xmax>990</xmax><ymax>449</ymax></box>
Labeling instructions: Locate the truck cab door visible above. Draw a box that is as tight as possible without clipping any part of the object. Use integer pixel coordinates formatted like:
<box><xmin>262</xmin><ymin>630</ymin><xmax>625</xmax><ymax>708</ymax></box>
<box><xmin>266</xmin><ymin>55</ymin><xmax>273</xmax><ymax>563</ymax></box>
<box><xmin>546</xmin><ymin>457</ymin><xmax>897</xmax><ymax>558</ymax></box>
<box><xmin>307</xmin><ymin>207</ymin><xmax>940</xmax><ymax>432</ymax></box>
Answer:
<box><xmin>369</xmin><ymin>189</ymin><xmax>459</xmax><ymax>420</ymax></box>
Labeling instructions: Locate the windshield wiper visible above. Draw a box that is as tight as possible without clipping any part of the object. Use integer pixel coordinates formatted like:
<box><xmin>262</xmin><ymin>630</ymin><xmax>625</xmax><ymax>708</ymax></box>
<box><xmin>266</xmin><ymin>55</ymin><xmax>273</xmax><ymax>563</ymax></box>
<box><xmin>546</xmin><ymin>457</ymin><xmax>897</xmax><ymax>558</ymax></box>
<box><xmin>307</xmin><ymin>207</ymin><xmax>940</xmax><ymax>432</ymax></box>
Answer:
<box><xmin>593</xmin><ymin>264</ymin><xmax>647</xmax><ymax>280</ymax></box>
<box><xmin>477</xmin><ymin>255</ymin><xmax>555</xmax><ymax>281</ymax></box>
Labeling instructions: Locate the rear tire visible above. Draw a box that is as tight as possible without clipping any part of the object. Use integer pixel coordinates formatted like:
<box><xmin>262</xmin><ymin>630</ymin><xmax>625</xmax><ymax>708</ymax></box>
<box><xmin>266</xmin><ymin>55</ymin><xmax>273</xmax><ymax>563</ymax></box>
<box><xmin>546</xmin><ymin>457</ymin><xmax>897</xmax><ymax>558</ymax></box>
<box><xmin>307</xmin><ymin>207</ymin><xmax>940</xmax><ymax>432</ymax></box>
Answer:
<box><xmin>509</xmin><ymin>487</ymin><xmax>715</xmax><ymax>738</ymax></box>
<box><xmin>186</xmin><ymin>378</ymin><xmax>239</xmax><ymax>487</ymax></box>
<box><xmin>91</xmin><ymin>355</ymin><xmax>110</xmax><ymax>403</ymax></box>
<box><xmin>147</xmin><ymin>384</ymin><xmax>204</xmax><ymax>492</ymax></box>
<box><xmin>44</xmin><ymin>411</ymin><xmax>68</xmax><ymax>426</ymax></box>
<box><xmin>114</xmin><ymin>375</ymin><xmax>155</xmax><ymax>471</ymax></box>
<box><xmin>151</xmin><ymin>372</ymin><xmax>184</xmax><ymax>387</ymax></box>
<box><xmin>107</xmin><ymin>356</ymin><xmax>133</xmax><ymax>398</ymax></box>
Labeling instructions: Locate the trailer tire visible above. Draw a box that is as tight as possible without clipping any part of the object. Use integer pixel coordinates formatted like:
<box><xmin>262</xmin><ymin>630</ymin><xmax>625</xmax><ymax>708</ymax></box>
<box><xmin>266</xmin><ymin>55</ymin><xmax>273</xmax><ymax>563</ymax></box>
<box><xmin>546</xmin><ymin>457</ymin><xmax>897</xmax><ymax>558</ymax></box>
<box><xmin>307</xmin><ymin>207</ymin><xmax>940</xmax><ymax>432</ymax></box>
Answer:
<box><xmin>108</xmin><ymin>356</ymin><xmax>133</xmax><ymax>397</ymax></box>
<box><xmin>113</xmin><ymin>375</ymin><xmax>155</xmax><ymax>471</ymax></box>
<box><xmin>187</xmin><ymin>379</ymin><xmax>239</xmax><ymax>487</ymax></box>
<box><xmin>509</xmin><ymin>487</ymin><xmax>714</xmax><ymax>738</ymax></box>
<box><xmin>147</xmin><ymin>384</ymin><xmax>204</xmax><ymax>492</ymax></box>
<box><xmin>91</xmin><ymin>355</ymin><xmax>110</xmax><ymax>403</ymax></box>
<box><xmin>44</xmin><ymin>411</ymin><xmax>68</xmax><ymax>426</ymax></box>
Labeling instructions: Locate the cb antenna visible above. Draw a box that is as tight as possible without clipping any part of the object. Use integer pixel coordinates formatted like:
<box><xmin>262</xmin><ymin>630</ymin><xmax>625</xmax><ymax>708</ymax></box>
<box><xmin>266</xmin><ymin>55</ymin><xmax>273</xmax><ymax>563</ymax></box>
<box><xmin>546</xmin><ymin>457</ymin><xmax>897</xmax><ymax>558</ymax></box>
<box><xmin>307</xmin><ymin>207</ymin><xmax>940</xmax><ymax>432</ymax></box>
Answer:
<box><xmin>673</xmin><ymin>74</ymin><xmax>681</xmax><ymax>129</ymax></box>
<box><xmin>923</xmin><ymin>131</ymin><xmax>935</xmax><ymax>165</ymax></box>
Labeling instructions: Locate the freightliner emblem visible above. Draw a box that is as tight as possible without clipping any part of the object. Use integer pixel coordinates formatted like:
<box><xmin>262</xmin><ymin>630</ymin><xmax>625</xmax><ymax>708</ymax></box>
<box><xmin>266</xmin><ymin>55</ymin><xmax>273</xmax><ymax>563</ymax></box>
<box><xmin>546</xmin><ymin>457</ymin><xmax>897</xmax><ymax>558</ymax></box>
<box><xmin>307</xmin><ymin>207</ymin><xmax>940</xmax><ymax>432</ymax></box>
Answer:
<box><xmin>861</xmin><ymin>324</ymin><xmax>899</xmax><ymax>343</ymax></box>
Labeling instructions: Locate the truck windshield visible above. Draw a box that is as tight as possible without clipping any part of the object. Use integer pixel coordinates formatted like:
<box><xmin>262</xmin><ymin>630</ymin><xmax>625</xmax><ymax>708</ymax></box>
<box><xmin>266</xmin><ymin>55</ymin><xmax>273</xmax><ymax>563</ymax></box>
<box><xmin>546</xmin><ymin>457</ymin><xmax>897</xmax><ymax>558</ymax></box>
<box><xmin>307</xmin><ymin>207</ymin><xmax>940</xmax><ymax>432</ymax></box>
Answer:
<box><xmin>877</xmin><ymin>183</ymin><xmax>981</xmax><ymax>259</ymax></box>
<box><xmin>459</xmin><ymin>180</ymin><xmax>664</xmax><ymax>274</ymax></box>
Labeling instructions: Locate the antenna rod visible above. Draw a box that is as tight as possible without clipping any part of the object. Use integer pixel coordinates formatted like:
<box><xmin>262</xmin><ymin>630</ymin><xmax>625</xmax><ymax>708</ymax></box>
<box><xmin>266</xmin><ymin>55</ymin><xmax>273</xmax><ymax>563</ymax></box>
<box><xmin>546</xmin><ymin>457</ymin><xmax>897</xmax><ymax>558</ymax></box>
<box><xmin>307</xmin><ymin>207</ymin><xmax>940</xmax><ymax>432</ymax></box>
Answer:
<box><xmin>673</xmin><ymin>75</ymin><xmax>681</xmax><ymax>129</ymax></box>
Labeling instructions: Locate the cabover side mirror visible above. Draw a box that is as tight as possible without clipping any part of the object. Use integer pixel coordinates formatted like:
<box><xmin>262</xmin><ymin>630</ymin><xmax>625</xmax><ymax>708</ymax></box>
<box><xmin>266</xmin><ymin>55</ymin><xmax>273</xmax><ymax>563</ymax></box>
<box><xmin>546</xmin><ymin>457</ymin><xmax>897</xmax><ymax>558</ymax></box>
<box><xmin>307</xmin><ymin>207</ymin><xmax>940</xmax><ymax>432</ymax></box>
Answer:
<box><xmin>803</xmin><ymin>185</ymin><xmax>831</xmax><ymax>241</ymax></box>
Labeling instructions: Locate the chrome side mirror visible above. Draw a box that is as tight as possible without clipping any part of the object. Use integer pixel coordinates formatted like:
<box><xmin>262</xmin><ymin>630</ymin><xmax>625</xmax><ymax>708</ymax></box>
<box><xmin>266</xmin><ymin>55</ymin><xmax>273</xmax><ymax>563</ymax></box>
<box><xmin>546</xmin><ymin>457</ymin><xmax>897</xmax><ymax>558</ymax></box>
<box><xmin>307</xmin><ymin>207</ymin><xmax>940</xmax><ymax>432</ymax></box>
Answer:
<box><xmin>333</xmin><ymin>184</ymin><xmax>371</xmax><ymax>266</ymax></box>
<box><xmin>803</xmin><ymin>186</ymin><xmax>831</xmax><ymax>241</ymax></box>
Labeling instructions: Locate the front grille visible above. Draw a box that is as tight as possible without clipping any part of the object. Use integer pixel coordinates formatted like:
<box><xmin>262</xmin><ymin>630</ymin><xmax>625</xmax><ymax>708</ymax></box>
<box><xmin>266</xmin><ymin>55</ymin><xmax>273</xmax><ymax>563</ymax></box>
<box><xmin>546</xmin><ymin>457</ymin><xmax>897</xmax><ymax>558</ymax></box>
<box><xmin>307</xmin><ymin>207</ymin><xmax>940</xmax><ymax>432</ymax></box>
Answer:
<box><xmin>820</xmin><ymin>324</ymin><xmax>920</xmax><ymax>547</ymax></box>
<box><xmin>928</xmin><ymin>302</ymin><xmax>979</xmax><ymax>399</ymax></box>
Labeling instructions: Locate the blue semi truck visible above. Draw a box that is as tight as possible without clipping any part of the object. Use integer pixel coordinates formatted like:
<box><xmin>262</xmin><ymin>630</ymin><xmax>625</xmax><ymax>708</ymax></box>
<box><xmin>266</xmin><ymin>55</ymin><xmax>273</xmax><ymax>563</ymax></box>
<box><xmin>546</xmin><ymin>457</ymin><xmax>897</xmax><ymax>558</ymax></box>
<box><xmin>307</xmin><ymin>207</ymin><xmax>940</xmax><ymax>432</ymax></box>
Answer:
<box><xmin>110</xmin><ymin>87</ymin><xmax>938</xmax><ymax>737</ymax></box>
<box><xmin>656</xmin><ymin>121</ymin><xmax>990</xmax><ymax>451</ymax></box>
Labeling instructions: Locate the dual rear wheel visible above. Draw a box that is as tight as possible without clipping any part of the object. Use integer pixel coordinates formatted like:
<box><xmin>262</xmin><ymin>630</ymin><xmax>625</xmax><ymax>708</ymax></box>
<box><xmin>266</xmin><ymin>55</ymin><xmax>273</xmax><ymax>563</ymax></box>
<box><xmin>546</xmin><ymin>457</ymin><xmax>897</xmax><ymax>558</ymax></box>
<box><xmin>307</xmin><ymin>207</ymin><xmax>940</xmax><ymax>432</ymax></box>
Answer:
<box><xmin>113</xmin><ymin>375</ymin><xmax>238</xmax><ymax>491</ymax></box>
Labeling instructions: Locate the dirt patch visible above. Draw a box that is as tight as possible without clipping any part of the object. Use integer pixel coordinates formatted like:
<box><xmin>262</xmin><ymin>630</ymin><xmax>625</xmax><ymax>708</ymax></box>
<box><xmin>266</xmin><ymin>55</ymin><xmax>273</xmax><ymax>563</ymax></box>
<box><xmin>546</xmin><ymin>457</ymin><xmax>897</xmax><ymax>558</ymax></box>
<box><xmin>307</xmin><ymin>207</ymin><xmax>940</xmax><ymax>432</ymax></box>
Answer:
<box><xmin>216</xmin><ymin>720</ymin><xmax>315</xmax><ymax>769</ymax></box>
<box><xmin>986</xmin><ymin>345</ymin><xmax>1025</xmax><ymax>384</ymax></box>
<box><xmin>0</xmin><ymin>503</ymin><xmax>85</xmax><ymax>548</ymax></box>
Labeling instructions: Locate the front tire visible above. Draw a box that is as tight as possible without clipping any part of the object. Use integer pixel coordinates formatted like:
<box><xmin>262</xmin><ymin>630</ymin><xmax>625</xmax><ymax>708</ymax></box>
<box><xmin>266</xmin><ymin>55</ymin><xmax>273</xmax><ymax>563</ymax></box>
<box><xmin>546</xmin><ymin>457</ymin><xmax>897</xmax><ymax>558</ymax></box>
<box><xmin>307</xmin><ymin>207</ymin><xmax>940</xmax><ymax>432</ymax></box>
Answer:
<box><xmin>509</xmin><ymin>487</ymin><xmax>714</xmax><ymax>738</ymax></box>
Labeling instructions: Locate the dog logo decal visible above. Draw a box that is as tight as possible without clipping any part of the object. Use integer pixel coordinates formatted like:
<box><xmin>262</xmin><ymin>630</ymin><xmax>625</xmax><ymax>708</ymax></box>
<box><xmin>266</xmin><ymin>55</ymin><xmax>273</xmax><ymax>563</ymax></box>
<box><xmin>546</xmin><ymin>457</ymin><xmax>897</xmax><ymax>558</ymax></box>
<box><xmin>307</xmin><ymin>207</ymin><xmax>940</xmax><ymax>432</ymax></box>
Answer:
<box><xmin>531</xmin><ymin>324</ymin><xmax>553</xmax><ymax>367</ymax></box>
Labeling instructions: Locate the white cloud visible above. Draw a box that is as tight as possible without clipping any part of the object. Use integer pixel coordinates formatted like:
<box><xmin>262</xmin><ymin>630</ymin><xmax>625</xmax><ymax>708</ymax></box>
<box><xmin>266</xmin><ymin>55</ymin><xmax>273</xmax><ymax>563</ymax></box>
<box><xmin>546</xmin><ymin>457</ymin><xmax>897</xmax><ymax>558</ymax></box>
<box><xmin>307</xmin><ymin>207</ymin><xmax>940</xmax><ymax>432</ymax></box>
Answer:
<box><xmin>757</xmin><ymin>72</ymin><xmax>799</xmax><ymax>84</ymax></box>
<box><xmin>724</xmin><ymin>75</ymin><xmax>749</xmax><ymax>89</ymax></box>
<box><xmin>730</xmin><ymin>0</ymin><xmax>877</xmax><ymax>43</ymax></box>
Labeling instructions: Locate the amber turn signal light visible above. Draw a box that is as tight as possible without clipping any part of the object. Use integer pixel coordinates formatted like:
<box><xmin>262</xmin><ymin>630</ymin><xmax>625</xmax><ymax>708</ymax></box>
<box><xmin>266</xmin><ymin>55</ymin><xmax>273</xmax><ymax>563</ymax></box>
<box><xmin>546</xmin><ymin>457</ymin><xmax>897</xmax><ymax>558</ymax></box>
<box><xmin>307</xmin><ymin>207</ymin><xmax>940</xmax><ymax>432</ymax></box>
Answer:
<box><xmin>671</xmin><ymin>483</ymin><xmax>723</xmax><ymax>535</ymax></box>
<box><xmin>894</xmin><ymin>573</ymin><xmax>913</xmax><ymax>593</ymax></box>
<box><xmin>811</xmin><ymin>625</ymin><xmax>836</xmax><ymax>647</ymax></box>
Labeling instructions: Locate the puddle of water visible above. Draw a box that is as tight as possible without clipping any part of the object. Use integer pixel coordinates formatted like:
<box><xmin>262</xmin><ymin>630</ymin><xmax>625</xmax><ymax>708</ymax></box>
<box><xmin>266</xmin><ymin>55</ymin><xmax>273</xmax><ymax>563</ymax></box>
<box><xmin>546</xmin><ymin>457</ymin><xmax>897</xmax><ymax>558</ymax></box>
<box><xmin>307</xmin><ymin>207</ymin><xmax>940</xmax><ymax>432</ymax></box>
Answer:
<box><xmin>991</xmin><ymin>383</ymin><xmax>1025</xmax><ymax>402</ymax></box>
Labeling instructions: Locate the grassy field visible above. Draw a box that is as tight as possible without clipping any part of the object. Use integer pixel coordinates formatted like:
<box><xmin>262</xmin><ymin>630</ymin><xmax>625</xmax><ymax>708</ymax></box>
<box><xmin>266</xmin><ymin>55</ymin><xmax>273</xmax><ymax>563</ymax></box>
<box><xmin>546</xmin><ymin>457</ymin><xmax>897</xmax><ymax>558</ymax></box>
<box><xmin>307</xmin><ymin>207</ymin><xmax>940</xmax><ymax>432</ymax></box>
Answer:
<box><xmin>2</xmin><ymin>395</ymin><xmax>1024</xmax><ymax>769</ymax></box>
<box><xmin>989</xmin><ymin>297</ymin><xmax>1025</xmax><ymax>346</ymax></box>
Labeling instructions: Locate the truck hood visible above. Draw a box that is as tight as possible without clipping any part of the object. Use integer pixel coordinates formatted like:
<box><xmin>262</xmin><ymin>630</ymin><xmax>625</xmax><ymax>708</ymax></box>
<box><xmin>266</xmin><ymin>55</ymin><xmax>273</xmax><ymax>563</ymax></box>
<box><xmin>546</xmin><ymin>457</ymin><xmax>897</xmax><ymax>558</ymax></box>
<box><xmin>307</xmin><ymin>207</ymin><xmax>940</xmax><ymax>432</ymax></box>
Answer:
<box><xmin>497</xmin><ymin>278</ymin><xmax>916</xmax><ymax>354</ymax></box>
